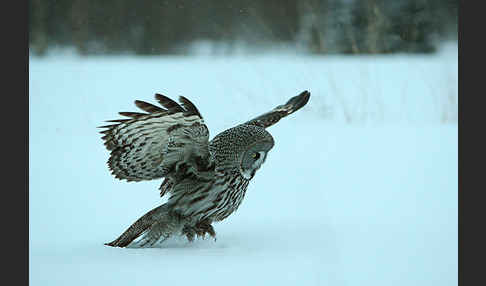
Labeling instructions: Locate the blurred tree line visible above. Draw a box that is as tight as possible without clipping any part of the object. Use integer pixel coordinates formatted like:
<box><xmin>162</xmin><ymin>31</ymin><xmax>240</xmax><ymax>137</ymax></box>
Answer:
<box><xmin>29</xmin><ymin>0</ymin><xmax>457</xmax><ymax>56</ymax></box>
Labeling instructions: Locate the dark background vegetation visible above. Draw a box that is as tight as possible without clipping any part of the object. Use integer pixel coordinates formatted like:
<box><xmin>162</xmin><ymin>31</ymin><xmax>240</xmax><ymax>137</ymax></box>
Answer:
<box><xmin>29</xmin><ymin>0</ymin><xmax>457</xmax><ymax>56</ymax></box>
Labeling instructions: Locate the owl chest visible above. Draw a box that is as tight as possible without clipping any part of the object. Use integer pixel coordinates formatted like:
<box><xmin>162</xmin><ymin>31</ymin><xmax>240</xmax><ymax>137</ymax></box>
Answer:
<box><xmin>209</xmin><ymin>176</ymin><xmax>250</xmax><ymax>221</ymax></box>
<box><xmin>172</xmin><ymin>175</ymin><xmax>248</xmax><ymax>221</ymax></box>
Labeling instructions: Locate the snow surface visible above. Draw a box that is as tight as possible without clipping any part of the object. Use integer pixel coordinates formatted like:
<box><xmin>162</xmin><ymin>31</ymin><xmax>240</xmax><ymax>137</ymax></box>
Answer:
<box><xmin>29</xmin><ymin>44</ymin><xmax>457</xmax><ymax>286</ymax></box>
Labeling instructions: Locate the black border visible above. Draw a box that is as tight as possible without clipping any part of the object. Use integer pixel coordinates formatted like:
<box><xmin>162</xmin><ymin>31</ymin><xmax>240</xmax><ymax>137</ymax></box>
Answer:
<box><xmin>457</xmin><ymin>0</ymin><xmax>461</xmax><ymax>282</ymax></box>
<box><xmin>459</xmin><ymin>1</ymin><xmax>477</xmax><ymax>285</ymax></box>
<box><xmin>3</xmin><ymin>0</ymin><xmax>29</xmax><ymax>285</ymax></box>
<box><xmin>457</xmin><ymin>2</ymin><xmax>463</xmax><ymax>285</ymax></box>
<box><xmin>0</xmin><ymin>0</ymin><xmax>28</xmax><ymax>284</ymax></box>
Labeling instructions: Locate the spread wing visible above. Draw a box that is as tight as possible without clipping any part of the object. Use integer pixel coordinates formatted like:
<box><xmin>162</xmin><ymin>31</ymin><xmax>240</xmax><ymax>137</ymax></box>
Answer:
<box><xmin>244</xmin><ymin>90</ymin><xmax>310</xmax><ymax>128</ymax></box>
<box><xmin>99</xmin><ymin>94</ymin><xmax>210</xmax><ymax>184</ymax></box>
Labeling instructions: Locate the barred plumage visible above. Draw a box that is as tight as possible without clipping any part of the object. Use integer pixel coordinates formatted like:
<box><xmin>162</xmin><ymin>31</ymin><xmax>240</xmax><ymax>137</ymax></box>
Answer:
<box><xmin>100</xmin><ymin>90</ymin><xmax>310</xmax><ymax>247</ymax></box>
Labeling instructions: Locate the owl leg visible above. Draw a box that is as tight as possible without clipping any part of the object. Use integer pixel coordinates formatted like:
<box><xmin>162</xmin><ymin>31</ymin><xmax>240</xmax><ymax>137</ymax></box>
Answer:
<box><xmin>182</xmin><ymin>219</ymin><xmax>216</xmax><ymax>242</ymax></box>
<box><xmin>182</xmin><ymin>225</ymin><xmax>196</xmax><ymax>242</ymax></box>
<box><xmin>194</xmin><ymin>219</ymin><xmax>216</xmax><ymax>240</ymax></box>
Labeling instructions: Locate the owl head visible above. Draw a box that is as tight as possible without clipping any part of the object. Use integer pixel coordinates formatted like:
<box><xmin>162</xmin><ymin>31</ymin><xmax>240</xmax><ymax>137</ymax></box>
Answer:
<box><xmin>209</xmin><ymin>124</ymin><xmax>274</xmax><ymax>179</ymax></box>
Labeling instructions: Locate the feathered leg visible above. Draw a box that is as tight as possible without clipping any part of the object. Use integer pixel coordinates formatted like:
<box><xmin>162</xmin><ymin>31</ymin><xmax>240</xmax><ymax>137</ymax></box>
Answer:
<box><xmin>182</xmin><ymin>219</ymin><xmax>216</xmax><ymax>242</ymax></box>
<box><xmin>194</xmin><ymin>219</ymin><xmax>216</xmax><ymax>239</ymax></box>
<box><xmin>105</xmin><ymin>204</ymin><xmax>184</xmax><ymax>248</ymax></box>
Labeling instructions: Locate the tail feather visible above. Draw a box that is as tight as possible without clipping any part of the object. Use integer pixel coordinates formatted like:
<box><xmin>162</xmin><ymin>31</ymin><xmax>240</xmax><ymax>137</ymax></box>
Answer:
<box><xmin>105</xmin><ymin>204</ymin><xmax>182</xmax><ymax>248</ymax></box>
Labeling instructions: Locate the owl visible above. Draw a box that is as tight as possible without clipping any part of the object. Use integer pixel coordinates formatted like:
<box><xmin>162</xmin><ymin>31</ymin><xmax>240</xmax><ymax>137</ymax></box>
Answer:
<box><xmin>99</xmin><ymin>90</ymin><xmax>310</xmax><ymax>247</ymax></box>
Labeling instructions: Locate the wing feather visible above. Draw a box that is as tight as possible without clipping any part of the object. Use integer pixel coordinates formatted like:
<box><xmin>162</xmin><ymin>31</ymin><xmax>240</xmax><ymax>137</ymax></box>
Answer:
<box><xmin>179</xmin><ymin>96</ymin><xmax>203</xmax><ymax>118</ymax></box>
<box><xmin>244</xmin><ymin>90</ymin><xmax>310</xmax><ymax>128</ymax></box>
<box><xmin>99</xmin><ymin>94</ymin><xmax>210</xmax><ymax>183</ymax></box>
<box><xmin>155</xmin><ymin>94</ymin><xmax>185</xmax><ymax>113</ymax></box>
<box><xmin>119</xmin><ymin>112</ymin><xmax>147</xmax><ymax>118</ymax></box>
<box><xmin>134</xmin><ymin>100</ymin><xmax>165</xmax><ymax>113</ymax></box>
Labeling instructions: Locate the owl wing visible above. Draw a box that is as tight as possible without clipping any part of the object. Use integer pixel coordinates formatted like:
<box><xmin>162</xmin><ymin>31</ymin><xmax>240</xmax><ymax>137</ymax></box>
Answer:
<box><xmin>99</xmin><ymin>94</ymin><xmax>211</xmax><ymax>183</ymax></box>
<box><xmin>244</xmin><ymin>90</ymin><xmax>310</xmax><ymax>128</ymax></box>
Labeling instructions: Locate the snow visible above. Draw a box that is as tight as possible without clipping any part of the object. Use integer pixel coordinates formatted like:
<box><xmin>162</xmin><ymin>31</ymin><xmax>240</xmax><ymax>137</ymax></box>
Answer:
<box><xmin>29</xmin><ymin>44</ymin><xmax>457</xmax><ymax>286</ymax></box>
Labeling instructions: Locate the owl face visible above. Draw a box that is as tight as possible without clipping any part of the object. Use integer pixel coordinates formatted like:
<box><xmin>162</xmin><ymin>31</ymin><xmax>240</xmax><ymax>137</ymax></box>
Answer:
<box><xmin>240</xmin><ymin>141</ymin><xmax>273</xmax><ymax>179</ymax></box>
<box><xmin>209</xmin><ymin>124</ymin><xmax>274</xmax><ymax>177</ymax></box>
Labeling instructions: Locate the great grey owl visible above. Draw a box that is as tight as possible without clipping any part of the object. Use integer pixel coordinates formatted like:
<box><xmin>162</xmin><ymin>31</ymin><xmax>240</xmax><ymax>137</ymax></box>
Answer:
<box><xmin>99</xmin><ymin>90</ymin><xmax>310</xmax><ymax>247</ymax></box>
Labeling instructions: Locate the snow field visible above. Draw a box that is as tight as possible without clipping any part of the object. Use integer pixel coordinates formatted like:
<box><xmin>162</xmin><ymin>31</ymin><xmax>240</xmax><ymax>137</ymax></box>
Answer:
<box><xmin>29</xmin><ymin>45</ymin><xmax>457</xmax><ymax>286</ymax></box>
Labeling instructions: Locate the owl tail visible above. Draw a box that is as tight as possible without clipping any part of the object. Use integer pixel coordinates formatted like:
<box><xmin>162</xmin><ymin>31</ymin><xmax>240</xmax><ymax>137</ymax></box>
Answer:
<box><xmin>105</xmin><ymin>204</ymin><xmax>184</xmax><ymax>248</ymax></box>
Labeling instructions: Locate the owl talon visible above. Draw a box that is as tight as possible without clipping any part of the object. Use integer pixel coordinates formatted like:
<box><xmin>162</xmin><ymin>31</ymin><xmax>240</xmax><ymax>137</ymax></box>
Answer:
<box><xmin>196</xmin><ymin>220</ymin><xmax>216</xmax><ymax>239</ymax></box>
<box><xmin>183</xmin><ymin>225</ymin><xmax>196</xmax><ymax>242</ymax></box>
<box><xmin>183</xmin><ymin>220</ymin><xmax>216</xmax><ymax>242</ymax></box>
<box><xmin>186</xmin><ymin>232</ymin><xmax>195</xmax><ymax>242</ymax></box>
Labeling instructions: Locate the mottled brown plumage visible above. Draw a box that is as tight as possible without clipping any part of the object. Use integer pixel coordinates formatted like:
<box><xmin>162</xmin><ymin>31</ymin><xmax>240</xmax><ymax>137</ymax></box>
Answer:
<box><xmin>99</xmin><ymin>90</ymin><xmax>310</xmax><ymax>247</ymax></box>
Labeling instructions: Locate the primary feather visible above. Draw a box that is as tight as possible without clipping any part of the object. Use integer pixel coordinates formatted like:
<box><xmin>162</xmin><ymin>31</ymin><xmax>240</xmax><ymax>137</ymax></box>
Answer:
<box><xmin>99</xmin><ymin>95</ymin><xmax>209</xmax><ymax>182</ymax></box>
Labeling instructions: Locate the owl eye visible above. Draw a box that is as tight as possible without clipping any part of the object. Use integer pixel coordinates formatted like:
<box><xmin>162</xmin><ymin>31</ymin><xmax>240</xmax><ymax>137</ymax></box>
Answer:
<box><xmin>252</xmin><ymin>152</ymin><xmax>260</xmax><ymax>160</ymax></box>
